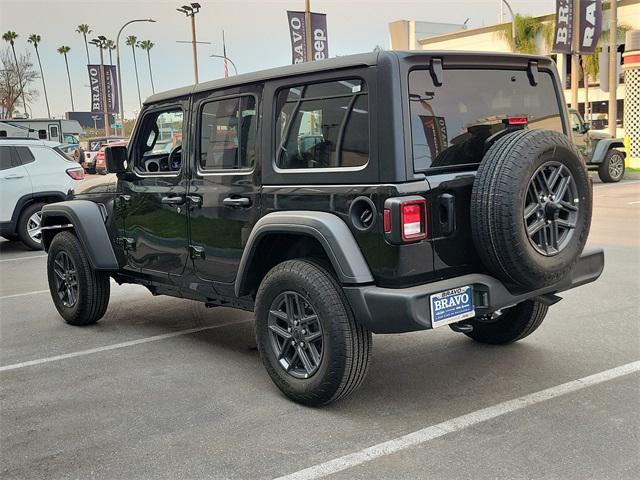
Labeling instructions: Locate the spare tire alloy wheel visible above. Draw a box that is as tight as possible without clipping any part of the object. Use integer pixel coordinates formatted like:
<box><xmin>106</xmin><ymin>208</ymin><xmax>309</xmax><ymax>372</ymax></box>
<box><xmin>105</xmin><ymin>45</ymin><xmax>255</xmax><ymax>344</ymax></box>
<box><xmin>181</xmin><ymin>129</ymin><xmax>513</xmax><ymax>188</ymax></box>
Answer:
<box><xmin>52</xmin><ymin>251</ymin><xmax>79</xmax><ymax>308</ymax></box>
<box><xmin>524</xmin><ymin>161</ymin><xmax>579</xmax><ymax>256</ymax></box>
<box><xmin>268</xmin><ymin>291</ymin><xmax>323</xmax><ymax>379</ymax></box>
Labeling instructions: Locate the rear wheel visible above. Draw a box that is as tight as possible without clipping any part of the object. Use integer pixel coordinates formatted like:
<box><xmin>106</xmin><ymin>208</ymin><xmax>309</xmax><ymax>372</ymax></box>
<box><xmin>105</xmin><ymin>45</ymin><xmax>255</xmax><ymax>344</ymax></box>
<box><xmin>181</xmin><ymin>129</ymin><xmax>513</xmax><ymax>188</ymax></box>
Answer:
<box><xmin>255</xmin><ymin>259</ymin><xmax>371</xmax><ymax>406</ymax></box>
<box><xmin>463</xmin><ymin>299</ymin><xmax>548</xmax><ymax>345</ymax></box>
<box><xmin>47</xmin><ymin>231</ymin><xmax>110</xmax><ymax>326</ymax></box>
<box><xmin>17</xmin><ymin>202</ymin><xmax>45</xmax><ymax>250</ymax></box>
<box><xmin>598</xmin><ymin>149</ymin><xmax>625</xmax><ymax>183</ymax></box>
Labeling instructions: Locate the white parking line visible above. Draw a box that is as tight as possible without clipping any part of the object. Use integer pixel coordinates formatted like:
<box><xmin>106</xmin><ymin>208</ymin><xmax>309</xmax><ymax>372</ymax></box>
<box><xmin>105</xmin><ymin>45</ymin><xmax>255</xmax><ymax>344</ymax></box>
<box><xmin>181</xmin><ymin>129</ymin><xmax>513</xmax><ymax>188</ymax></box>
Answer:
<box><xmin>274</xmin><ymin>360</ymin><xmax>640</xmax><ymax>480</ymax></box>
<box><xmin>0</xmin><ymin>289</ymin><xmax>50</xmax><ymax>300</ymax></box>
<box><xmin>0</xmin><ymin>319</ymin><xmax>252</xmax><ymax>372</ymax></box>
<box><xmin>0</xmin><ymin>254</ymin><xmax>47</xmax><ymax>263</ymax></box>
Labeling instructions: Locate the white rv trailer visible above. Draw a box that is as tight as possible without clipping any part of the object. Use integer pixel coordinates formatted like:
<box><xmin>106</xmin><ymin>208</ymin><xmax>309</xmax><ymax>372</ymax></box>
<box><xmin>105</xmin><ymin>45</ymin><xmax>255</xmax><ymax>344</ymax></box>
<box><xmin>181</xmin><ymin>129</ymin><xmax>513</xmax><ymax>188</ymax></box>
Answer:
<box><xmin>0</xmin><ymin>119</ymin><xmax>82</xmax><ymax>144</ymax></box>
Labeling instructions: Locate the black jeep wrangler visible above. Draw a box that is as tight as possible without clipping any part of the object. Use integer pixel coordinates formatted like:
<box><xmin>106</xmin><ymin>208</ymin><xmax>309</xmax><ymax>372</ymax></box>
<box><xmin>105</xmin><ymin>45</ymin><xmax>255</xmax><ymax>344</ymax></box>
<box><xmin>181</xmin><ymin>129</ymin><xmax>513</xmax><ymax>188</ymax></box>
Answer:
<box><xmin>41</xmin><ymin>51</ymin><xmax>604</xmax><ymax>406</ymax></box>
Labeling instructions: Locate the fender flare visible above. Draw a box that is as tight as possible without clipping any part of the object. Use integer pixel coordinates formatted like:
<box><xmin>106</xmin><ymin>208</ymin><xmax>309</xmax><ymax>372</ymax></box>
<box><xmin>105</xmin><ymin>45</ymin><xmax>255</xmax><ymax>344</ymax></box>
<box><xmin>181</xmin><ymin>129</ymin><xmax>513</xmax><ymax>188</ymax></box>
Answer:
<box><xmin>590</xmin><ymin>139</ymin><xmax>625</xmax><ymax>164</ymax></box>
<box><xmin>41</xmin><ymin>200</ymin><xmax>119</xmax><ymax>270</ymax></box>
<box><xmin>235</xmin><ymin>211</ymin><xmax>374</xmax><ymax>297</ymax></box>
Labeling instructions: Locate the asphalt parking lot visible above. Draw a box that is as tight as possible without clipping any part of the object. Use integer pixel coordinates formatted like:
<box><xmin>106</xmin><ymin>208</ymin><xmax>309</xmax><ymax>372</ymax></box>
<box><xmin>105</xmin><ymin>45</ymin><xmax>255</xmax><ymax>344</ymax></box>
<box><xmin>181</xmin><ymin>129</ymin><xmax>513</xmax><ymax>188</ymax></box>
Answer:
<box><xmin>1</xmin><ymin>179</ymin><xmax>639</xmax><ymax>480</ymax></box>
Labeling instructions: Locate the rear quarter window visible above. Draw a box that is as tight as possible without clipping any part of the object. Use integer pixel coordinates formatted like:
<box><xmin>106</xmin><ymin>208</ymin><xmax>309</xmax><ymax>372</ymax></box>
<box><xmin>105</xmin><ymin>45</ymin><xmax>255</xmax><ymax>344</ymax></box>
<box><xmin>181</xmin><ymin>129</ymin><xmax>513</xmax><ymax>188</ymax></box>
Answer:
<box><xmin>409</xmin><ymin>69</ymin><xmax>564</xmax><ymax>171</ymax></box>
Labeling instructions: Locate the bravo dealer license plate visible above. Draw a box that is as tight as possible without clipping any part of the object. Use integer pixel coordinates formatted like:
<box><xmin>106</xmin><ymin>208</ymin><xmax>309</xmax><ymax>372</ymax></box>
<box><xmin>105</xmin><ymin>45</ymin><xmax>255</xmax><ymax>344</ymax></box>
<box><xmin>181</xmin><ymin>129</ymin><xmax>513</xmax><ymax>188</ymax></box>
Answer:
<box><xmin>430</xmin><ymin>286</ymin><xmax>475</xmax><ymax>328</ymax></box>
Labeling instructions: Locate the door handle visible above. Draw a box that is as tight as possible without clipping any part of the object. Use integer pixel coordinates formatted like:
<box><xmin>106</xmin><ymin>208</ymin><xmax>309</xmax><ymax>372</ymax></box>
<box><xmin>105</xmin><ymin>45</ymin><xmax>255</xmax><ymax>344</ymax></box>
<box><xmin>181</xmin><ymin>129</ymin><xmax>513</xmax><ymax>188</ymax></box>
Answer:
<box><xmin>186</xmin><ymin>195</ymin><xmax>202</xmax><ymax>206</ymax></box>
<box><xmin>3</xmin><ymin>174</ymin><xmax>24</xmax><ymax>179</ymax></box>
<box><xmin>161</xmin><ymin>195</ymin><xmax>185</xmax><ymax>206</ymax></box>
<box><xmin>223</xmin><ymin>196</ymin><xmax>251</xmax><ymax>207</ymax></box>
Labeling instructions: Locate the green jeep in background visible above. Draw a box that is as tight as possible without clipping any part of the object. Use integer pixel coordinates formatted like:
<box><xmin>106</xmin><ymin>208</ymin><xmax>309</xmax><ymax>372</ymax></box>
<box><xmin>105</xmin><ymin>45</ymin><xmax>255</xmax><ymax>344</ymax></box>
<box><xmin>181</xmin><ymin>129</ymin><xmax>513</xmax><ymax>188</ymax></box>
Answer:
<box><xmin>569</xmin><ymin>108</ymin><xmax>627</xmax><ymax>183</ymax></box>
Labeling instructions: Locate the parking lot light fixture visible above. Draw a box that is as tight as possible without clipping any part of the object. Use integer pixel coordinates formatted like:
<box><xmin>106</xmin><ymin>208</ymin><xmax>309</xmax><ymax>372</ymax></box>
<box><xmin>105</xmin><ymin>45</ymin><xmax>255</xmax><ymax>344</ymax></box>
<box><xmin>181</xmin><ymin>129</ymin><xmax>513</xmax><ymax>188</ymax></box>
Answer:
<box><xmin>176</xmin><ymin>3</ymin><xmax>202</xmax><ymax>83</ymax></box>
<box><xmin>116</xmin><ymin>18</ymin><xmax>156</xmax><ymax>136</ymax></box>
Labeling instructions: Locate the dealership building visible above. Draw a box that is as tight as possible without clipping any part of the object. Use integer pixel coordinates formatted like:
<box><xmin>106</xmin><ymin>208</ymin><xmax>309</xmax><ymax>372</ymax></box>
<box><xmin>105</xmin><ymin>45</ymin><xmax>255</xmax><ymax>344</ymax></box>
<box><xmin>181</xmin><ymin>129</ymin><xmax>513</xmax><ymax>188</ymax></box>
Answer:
<box><xmin>389</xmin><ymin>0</ymin><xmax>640</xmax><ymax>135</ymax></box>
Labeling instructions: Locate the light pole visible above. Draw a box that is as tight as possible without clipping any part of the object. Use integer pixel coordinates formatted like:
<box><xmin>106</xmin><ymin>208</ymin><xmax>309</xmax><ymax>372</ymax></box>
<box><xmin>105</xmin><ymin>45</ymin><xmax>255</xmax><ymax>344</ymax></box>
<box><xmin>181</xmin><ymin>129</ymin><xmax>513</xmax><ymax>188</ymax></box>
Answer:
<box><xmin>501</xmin><ymin>0</ymin><xmax>516</xmax><ymax>52</ymax></box>
<box><xmin>176</xmin><ymin>3</ymin><xmax>202</xmax><ymax>83</ymax></box>
<box><xmin>209</xmin><ymin>54</ymin><xmax>238</xmax><ymax>76</ymax></box>
<box><xmin>89</xmin><ymin>36</ymin><xmax>110</xmax><ymax>137</ymax></box>
<box><xmin>116</xmin><ymin>18</ymin><xmax>155</xmax><ymax>137</ymax></box>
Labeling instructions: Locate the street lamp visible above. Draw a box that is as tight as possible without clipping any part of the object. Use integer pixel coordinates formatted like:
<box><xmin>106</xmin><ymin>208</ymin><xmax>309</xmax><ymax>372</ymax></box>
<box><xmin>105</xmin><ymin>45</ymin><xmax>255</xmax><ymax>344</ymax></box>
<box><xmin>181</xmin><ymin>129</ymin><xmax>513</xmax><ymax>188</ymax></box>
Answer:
<box><xmin>89</xmin><ymin>36</ymin><xmax>110</xmax><ymax>137</ymax></box>
<box><xmin>116</xmin><ymin>18</ymin><xmax>156</xmax><ymax>137</ymax></box>
<box><xmin>209</xmin><ymin>54</ymin><xmax>238</xmax><ymax>76</ymax></box>
<box><xmin>501</xmin><ymin>0</ymin><xmax>516</xmax><ymax>53</ymax></box>
<box><xmin>176</xmin><ymin>3</ymin><xmax>202</xmax><ymax>83</ymax></box>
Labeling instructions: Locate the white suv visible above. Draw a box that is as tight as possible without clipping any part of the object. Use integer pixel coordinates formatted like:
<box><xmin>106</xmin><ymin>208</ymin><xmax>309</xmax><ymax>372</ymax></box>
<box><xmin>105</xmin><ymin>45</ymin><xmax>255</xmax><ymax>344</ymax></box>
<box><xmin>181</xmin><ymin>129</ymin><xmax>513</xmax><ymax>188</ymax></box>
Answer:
<box><xmin>0</xmin><ymin>139</ymin><xmax>85</xmax><ymax>249</ymax></box>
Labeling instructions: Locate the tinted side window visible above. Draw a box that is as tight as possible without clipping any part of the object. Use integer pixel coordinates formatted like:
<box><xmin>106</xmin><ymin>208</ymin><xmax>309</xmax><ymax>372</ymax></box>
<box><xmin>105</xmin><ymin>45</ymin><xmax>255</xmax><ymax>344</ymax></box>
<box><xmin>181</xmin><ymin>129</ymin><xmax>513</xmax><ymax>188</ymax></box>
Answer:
<box><xmin>199</xmin><ymin>96</ymin><xmax>256</xmax><ymax>171</ymax></box>
<box><xmin>38</xmin><ymin>130</ymin><xmax>47</xmax><ymax>139</ymax></box>
<box><xmin>409</xmin><ymin>69</ymin><xmax>564</xmax><ymax>171</ymax></box>
<box><xmin>14</xmin><ymin>146</ymin><xmax>35</xmax><ymax>165</ymax></box>
<box><xmin>0</xmin><ymin>146</ymin><xmax>14</xmax><ymax>170</ymax></box>
<box><xmin>275</xmin><ymin>79</ymin><xmax>369</xmax><ymax>170</ymax></box>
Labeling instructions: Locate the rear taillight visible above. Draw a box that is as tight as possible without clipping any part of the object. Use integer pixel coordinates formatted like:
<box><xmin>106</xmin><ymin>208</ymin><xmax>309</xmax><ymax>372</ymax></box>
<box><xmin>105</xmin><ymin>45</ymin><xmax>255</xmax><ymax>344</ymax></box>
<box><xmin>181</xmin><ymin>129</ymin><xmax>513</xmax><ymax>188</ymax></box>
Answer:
<box><xmin>66</xmin><ymin>168</ymin><xmax>85</xmax><ymax>180</ymax></box>
<box><xmin>506</xmin><ymin>116</ymin><xmax>528</xmax><ymax>125</ymax></box>
<box><xmin>383</xmin><ymin>196</ymin><xmax>428</xmax><ymax>244</ymax></box>
<box><xmin>401</xmin><ymin>200</ymin><xmax>427</xmax><ymax>241</ymax></box>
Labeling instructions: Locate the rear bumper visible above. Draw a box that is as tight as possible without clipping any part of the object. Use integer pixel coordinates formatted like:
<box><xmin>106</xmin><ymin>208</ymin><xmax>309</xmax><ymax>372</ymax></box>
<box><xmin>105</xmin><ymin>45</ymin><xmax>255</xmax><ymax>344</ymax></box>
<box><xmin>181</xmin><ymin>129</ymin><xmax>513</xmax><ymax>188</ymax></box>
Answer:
<box><xmin>343</xmin><ymin>248</ymin><xmax>604</xmax><ymax>334</ymax></box>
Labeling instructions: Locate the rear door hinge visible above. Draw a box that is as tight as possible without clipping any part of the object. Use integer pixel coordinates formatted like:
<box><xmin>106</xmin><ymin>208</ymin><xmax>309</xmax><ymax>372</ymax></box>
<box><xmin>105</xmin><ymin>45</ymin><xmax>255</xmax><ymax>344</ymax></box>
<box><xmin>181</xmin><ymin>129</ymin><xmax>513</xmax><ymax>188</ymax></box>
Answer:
<box><xmin>527</xmin><ymin>60</ymin><xmax>539</xmax><ymax>86</ymax></box>
<box><xmin>429</xmin><ymin>57</ymin><xmax>444</xmax><ymax>87</ymax></box>
<box><xmin>189</xmin><ymin>245</ymin><xmax>205</xmax><ymax>260</ymax></box>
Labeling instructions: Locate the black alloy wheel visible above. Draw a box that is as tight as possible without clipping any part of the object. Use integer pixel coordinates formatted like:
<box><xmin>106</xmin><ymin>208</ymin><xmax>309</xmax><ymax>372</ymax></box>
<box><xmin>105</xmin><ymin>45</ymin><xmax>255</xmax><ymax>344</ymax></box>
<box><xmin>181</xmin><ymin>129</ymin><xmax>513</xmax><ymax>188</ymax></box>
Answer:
<box><xmin>268</xmin><ymin>291</ymin><xmax>323</xmax><ymax>379</ymax></box>
<box><xmin>524</xmin><ymin>161</ymin><xmax>579</xmax><ymax>257</ymax></box>
<box><xmin>52</xmin><ymin>250</ymin><xmax>79</xmax><ymax>308</ymax></box>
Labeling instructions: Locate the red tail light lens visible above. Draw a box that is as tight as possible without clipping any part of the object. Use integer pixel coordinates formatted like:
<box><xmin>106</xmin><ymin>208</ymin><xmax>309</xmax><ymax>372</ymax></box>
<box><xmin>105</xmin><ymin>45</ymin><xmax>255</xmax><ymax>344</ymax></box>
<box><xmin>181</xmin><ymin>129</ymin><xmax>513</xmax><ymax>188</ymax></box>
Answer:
<box><xmin>66</xmin><ymin>168</ymin><xmax>85</xmax><ymax>180</ymax></box>
<box><xmin>383</xmin><ymin>209</ymin><xmax>392</xmax><ymax>233</ymax></box>
<box><xmin>506</xmin><ymin>116</ymin><xmax>528</xmax><ymax>125</ymax></box>
<box><xmin>401</xmin><ymin>199</ymin><xmax>427</xmax><ymax>241</ymax></box>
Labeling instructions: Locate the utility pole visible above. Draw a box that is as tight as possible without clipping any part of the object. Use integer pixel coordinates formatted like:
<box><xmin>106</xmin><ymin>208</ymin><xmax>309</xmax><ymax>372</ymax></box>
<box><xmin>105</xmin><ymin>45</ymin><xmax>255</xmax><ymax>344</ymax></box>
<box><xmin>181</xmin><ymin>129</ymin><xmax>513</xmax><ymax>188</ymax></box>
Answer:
<box><xmin>177</xmin><ymin>3</ymin><xmax>201</xmax><ymax>83</ymax></box>
<box><xmin>305</xmin><ymin>0</ymin><xmax>313</xmax><ymax>61</ymax></box>
<box><xmin>571</xmin><ymin>0</ymin><xmax>580</xmax><ymax>109</ymax></box>
<box><xmin>90</xmin><ymin>36</ymin><xmax>110</xmax><ymax>137</ymax></box>
<box><xmin>608</xmin><ymin>0</ymin><xmax>618</xmax><ymax>137</ymax></box>
<box><xmin>501</xmin><ymin>0</ymin><xmax>516</xmax><ymax>53</ymax></box>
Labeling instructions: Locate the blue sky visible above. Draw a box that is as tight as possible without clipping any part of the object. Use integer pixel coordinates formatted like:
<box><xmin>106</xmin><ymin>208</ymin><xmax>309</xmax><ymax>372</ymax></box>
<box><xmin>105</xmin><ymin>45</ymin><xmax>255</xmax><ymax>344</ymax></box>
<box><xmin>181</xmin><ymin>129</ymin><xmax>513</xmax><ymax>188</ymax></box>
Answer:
<box><xmin>1</xmin><ymin>0</ymin><xmax>554</xmax><ymax>119</ymax></box>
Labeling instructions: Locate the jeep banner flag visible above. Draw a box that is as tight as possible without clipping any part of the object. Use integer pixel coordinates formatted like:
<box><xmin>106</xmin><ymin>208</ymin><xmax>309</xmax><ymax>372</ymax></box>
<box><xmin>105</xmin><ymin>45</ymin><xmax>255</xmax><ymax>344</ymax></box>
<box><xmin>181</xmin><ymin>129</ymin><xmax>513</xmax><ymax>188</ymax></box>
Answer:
<box><xmin>286</xmin><ymin>11</ymin><xmax>329</xmax><ymax>64</ymax></box>
<box><xmin>88</xmin><ymin>65</ymin><xmax>119</xmax><ymax>114</ymax></box>
<box><xmin>577</xmin><ymin>0</ymin><xmax>602</xmax><ymax>54</ymax></box>
<box><xmin>552</xmin><ymin>0</ymin><xmax>573</xmax><ymax>54</ymax></box>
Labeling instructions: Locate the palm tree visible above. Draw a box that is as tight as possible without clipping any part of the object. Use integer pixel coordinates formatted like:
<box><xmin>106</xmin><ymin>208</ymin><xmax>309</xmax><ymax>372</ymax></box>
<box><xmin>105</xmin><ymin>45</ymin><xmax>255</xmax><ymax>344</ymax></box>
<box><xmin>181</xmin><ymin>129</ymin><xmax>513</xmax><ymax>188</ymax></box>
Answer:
<box><xmin>499</xmin><ymin>15</ymin><xmax>550</xmax><ymax>54</ymax></box>
<box><xmin>76</xmin><ymin>24</ymin><xmax>92</xmax><ymax>64</ymax></box>
<box><xmin>138</xmin><ymin>40</ymin><xmax>155</xmax><ymax>93</ymax></box>
<box><xmin>105</xmin><ymin>39</ymin><xmax>116</xmax><ymax>65</ymax></box>
<box><xmin>2</xmin><ymin>31</ymin><xmax>27</xmax><ymax>114</ymax></box>
<box><xmin>57</xmin><ymin>46</ymin><xmax>75</xmax><ymax>111</ymax></box>
<box><xmin>580</xmin><ymin>24</ymin><xmax>630</xmax><ymax>126</ymax></box>
<box><xmin>27</xmin><ymin>34</ymin><xmax>50</xmax><ymax>117</ymax></box>
<box><xmin>126</xmin><ymin>35</ymin><xmax>142</xmax><ymax>107</ymax></box>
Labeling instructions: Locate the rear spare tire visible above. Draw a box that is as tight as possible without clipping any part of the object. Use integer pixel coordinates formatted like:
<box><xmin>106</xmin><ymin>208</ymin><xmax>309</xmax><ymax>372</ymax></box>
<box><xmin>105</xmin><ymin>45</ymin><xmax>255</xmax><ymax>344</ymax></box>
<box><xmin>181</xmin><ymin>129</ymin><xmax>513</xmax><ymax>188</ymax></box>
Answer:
<box><xmin>471</xmin><ymin>129</ymin><xmax>591</xmax><ymax>289</ymax></box>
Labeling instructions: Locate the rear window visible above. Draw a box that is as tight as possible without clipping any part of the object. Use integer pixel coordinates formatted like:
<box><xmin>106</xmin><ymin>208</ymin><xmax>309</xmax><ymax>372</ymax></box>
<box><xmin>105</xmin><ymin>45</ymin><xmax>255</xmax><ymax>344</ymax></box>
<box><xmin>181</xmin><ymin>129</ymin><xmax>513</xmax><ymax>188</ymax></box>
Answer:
<box><xmin>409</xmin><ymin>69</ymin><xmax>564</xmax><ymax>171</ymax></box>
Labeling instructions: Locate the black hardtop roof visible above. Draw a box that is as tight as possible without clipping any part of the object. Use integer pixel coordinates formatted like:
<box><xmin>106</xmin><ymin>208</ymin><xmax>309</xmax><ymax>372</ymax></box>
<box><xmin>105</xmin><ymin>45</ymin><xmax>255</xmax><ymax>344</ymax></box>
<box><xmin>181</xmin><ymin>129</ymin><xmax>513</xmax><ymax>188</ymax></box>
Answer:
<box><xmin>144</xmin><ymin>50</ymin><xmax>553</xmax><ymax>105</ymax></box>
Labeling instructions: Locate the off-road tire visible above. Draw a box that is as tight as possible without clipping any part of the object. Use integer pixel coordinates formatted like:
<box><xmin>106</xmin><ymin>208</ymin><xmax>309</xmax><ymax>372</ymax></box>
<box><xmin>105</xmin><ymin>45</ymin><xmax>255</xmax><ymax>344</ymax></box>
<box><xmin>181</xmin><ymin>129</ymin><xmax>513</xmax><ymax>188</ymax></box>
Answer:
<box><xmin>17</xmin><ymin>202</ymin><xmax>45</xmax><ymax>250</ymax></box>
<box><xmin>463</xmin><ymin>299</ymin><xmax>548</xmax><ymax>345</ymax></box>
<box><xmin>255</xmin><ymin>259</ymin><xmax>372</xmax><ymax>406</ymax></box>
<box><xmin>47</xmin><ymin>231</ymin><xmax>110</xmax><ymax>326</ymax></box>
<box><xmin>471</xmin><ymin>129</ymin><xmax>591</xmax><ymax>289</ymax></box>
<box><xmin>597</xmin><ymin>149</ymin><xmax>625</xmax><ymax>183</ymax></box>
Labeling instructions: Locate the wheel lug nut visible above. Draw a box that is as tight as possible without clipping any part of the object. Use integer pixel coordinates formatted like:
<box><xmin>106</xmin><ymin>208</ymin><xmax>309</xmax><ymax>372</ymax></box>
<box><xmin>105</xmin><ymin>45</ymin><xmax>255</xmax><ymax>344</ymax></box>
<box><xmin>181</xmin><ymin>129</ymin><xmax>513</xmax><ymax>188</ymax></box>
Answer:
<box><xmin>291</xmin><ymin>340</ymin><xmax>296</xmax><ymax>346</ymax></box>
<box><xmin>287</xmin><ymin>327</ymin><xmax>291</xmax><ymax>332</ymax></box>
<box><xmin>301</xmin><ymin>329</ymin><xmax>306</xmax><ymax>335</ymax></box>
<box><xmin>299</xmin><ymin>342</ymin><xmax>304</xmax><ymax>347</ymax></box>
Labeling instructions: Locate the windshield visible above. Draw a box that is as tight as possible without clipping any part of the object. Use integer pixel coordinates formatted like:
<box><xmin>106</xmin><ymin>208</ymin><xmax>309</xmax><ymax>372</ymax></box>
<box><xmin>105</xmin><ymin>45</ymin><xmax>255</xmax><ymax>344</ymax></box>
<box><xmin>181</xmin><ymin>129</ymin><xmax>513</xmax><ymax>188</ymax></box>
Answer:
<box><xmin>409</xmin><ymin>69</ymin><xmax>564</xmax><ymax>171</ymax></box>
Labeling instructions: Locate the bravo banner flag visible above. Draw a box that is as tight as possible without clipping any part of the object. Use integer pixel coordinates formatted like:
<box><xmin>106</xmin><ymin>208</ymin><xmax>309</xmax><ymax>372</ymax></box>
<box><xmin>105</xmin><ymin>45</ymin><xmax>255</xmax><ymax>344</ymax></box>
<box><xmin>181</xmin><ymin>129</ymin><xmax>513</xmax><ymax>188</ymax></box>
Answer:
<box><xmin>577</xmin><ymin>0</ymin><xmax>602</xmax><ymax>54</ymax></box>
<box><xmin>88</xmin><ymin>65</ymin><xmax>119</xmax><ymax>114</ymax></box>
<box><xmin>552</xmin><ymin>0</ymin><xmax>573</xmax><ymax>54</ymax></box>
<box><xmin>286</xmin><ymin>11</ymin><xmax>329</xmax><ymax>64</ymax></box>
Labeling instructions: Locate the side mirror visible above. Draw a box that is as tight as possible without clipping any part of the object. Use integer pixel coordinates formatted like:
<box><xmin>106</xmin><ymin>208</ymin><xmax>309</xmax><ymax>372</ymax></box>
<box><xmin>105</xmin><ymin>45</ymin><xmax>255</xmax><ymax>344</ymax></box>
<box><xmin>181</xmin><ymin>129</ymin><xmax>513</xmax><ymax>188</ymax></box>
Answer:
<box><xmin>582</xmin><ymin>122</ymin><xmax>590</xmax><ymax>133</ymax></box>
<box><xmin>105</xmin><ymin>145</ymin><xmax>128</xmax><ymax>174</ymax></box>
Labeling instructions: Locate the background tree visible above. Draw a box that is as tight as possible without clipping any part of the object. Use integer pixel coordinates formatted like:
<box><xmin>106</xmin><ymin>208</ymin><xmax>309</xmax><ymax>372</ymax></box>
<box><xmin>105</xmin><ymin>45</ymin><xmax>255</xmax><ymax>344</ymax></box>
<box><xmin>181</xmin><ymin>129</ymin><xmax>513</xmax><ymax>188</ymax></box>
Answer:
<box><xmin>126</xmin><ymin>35</ymin><xmax>142</xmax><ymax>107</ymax></box>
<box><xmin>2</xmin><ymin>31</ymin><xmax>27</xmax><ymax>113</ymax></box>
<box><xmin>499</xmin><ymin>15</ymin><xmax>549</xmax><ymax>54</ymax></box>
<box><xmin>57</xmin><ymin>46</ymin><xmax>75</xmax><ymax>112</ymax></box>
<box><xmin>106</xmin><ymin>39</ymin><xmax>116</xmax><ymax>65</ymax></box>
<box><xmin>138</xmin><ymin>39</ymin><xmax>155</xmax><ymax>93</ymax></box>
<box><xmin>76</xmin><ymin>24</ymin><xmax>92</xmax><ymax>64</ymax></box>
<box><xmin>27</xmin><ymin>34</ymin><xmax>50</xmax><ymax>117</ymax></box>
<box><xmin>0</xmin><ymin>48</ymin><xmax>39</xmax><ymax>118</ymax></box>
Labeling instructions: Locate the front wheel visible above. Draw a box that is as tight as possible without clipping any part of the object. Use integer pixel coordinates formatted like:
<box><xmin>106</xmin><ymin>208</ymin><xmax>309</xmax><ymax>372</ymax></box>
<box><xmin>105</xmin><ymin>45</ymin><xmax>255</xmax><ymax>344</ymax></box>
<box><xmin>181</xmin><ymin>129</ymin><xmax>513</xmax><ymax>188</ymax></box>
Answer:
<box><xmin>460</xmin><ymin>299</ymin><xmax>548</xmax><ymax>345</ymax></box>
<box><xmin>255</xmin><ymin>259</ymin><xmax>372</xmax><ymax>406</ymax></box>
<box><xmin>598</xmin><ymin>150</ymin><xmax>625</xmax><ymax>183</ymax></box>
<box><xmin>47</xmin><ymin>231</ymin><xmax>110</xmax><ymax>326</ymax></box>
